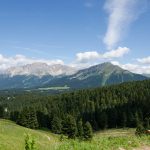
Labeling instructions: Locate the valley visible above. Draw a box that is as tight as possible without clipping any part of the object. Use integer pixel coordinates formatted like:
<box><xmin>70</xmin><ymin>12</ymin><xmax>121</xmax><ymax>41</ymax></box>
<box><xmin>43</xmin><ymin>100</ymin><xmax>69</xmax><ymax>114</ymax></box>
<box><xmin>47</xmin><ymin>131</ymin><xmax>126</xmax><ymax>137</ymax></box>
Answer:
<box><xmin>1</xmin><ymin>0</ymin><xmax>150</xmax><ymax>149</ymax></box>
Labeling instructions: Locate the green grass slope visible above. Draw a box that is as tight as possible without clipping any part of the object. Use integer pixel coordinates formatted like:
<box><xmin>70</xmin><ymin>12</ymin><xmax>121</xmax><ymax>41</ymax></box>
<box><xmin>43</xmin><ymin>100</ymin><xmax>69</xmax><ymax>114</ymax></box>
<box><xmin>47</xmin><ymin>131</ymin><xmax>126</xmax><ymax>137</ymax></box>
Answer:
<box><xmin>0</xmin><ymin>119</ymin><xmax>150</xmax><ymax>150</ymax></box>
<box><xmin>0</xmin><ymin>119</ymin><xmax>59</xmax><ymax>150</ymax></box>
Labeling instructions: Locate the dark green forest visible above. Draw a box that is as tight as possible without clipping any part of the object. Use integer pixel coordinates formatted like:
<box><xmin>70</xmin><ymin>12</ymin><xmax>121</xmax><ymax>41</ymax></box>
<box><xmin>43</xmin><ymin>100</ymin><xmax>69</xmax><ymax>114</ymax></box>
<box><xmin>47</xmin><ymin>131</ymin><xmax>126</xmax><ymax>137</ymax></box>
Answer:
<box><xmin>0</xmin><ymin>80</ymin><xmax>150</xmax><ymax>138</ymax></box>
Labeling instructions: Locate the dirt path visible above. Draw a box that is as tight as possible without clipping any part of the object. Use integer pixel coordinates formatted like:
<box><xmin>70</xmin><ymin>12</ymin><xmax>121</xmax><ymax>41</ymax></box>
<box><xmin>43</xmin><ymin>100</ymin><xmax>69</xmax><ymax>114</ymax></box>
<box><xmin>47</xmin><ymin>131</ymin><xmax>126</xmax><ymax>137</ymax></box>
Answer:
<box><xmin>133</xmin><ymin>146</ymin><xmax>150</xmax><ymax>150</ymax></box>
<box><xmin>45</xmin><ymin>135</ymin><xmax>51</xmax><ymax>141</ymax></box>
<box><xmin>119</xmin><ymin>146</ymin><xmax>150</xmax><ymax>150</ymax></box>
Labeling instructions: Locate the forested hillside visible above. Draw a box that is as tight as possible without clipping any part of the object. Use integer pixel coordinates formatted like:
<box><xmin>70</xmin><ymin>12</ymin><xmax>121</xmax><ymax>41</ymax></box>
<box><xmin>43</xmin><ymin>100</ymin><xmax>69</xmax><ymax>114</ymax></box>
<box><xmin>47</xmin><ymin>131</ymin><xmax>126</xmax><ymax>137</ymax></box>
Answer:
<box><xmin>0</xmin><ymin>80</ymin><xmax>150</xmax><ymax>137</ymax></box>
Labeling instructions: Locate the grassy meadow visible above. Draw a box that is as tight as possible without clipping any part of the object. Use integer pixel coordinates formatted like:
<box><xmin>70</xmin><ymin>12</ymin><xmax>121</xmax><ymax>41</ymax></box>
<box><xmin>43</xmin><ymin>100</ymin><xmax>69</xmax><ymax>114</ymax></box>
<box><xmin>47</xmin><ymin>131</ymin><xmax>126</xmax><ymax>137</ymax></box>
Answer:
<box><xmin>0</xmin><ymin>119</ymin><xmax>150</xmax><ymax>150</ymax></box>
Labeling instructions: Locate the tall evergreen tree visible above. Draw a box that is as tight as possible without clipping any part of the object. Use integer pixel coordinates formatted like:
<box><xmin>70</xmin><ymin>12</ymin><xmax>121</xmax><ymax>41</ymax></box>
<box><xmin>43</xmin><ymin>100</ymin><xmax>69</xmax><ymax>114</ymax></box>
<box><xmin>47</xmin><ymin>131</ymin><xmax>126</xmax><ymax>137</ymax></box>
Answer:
<box><xmin>62</xmin><ymin>114</ymin><xmax>77</xmax><ymax>139</ymax></box>
<box><xmin>135</xmin><ymin>111</ymin><xmax>140</xmax><ymax>127</ymax></box>
<box><xmin>28</xmin><ymin>109</ymin><xmax>39</xmax><ymax>129</ymax></box>
<box><xmin>98</xmin><ymin>111</ymin><xmax>108</xmax><ymax>129</ymax></box>
<box><xmin>145</xmin><ymin>117</ymin><xmax>150</xmax><ymax>129</ymax></box>
<box><xmin>51</xmin><ymin>116</ymin><xmax>62</xmax><ymax>134</ymax></box>
<box><xmin>128</xmin><ymin>112</ymin><xmax>135</xmax><ymax>127</ymax></box>
<box><xmin>17</xmin><ymin>108</ymin><xmax>38</xmax><ymax>129</ymax></box>
<box><xmin>83</xmin><ymin>121</ymin><xmax>93</xmax><ymax>141</ymax></box>
<box><xmin>0</xmin><ymin>105</ymin><xmax>4</xmax><ymax>118</ymax></box>
<box><xmin>17</xmin><ymin>107</ymin><xmax>30</xmax><ymax>127</ymax></box>
<box><xmin>121</xmin><ymin>112</ymin><xmax>127</xmax><ymax>128</ymax></box>
<box><xmin>77</xmin><ymin>119</ymin><xmax>84</xmax><ymax>138</ymax></box>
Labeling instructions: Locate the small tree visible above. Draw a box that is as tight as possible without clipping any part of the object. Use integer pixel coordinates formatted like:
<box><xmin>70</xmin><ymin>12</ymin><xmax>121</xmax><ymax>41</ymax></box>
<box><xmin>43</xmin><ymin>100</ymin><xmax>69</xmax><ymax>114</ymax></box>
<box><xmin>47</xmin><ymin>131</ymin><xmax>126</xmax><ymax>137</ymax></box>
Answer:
<box><xmin>135</xmin><ymin>123</ymin><xmax>145</xmax><ymax>136</ymax></box>
<box><xmin>51</xmin><ymin>116</ymin><xmax>62</xmax><ymax>134</ymax></box>
<box><xmin>25</xmin><ymin>134</ymin><xmax>37</xmax><ymax>150</ymax></box>
<box><xmin>83</xmin><ymin>122</ymin><xmax>93</xmax><ymax>141</ymax></box>
<box><xmin>25</xmin><ymin>134</ymin><xmax>30</xmax><ymax>150</ymax></box>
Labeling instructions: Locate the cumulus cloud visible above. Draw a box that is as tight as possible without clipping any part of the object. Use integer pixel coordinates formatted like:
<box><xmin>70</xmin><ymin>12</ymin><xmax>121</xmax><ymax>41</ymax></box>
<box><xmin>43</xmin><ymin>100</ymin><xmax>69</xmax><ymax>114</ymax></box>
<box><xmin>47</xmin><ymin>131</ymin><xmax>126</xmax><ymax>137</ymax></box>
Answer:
<box><xmin>76</xmin><ymin>51</ymin><xmax>100</xmax><ymax>63</ymax></box>
<box><xmin>111</xmin><ymin>61</ymin><xmax>150</xmax><ymax>74</ymax></box>
<box><xmin>137</xmin><ymin>56</ymin><xmax>150</xmax><ymax>64</ymax></box>
<box><xmin>0</xmin><ymin>54</ymin><xmax>64</xmax><ymax>70</ymax></box>
<box><xmin>103</xmin><ymin>0</ymin><xmax>146</xmax><ymax>49</ymax></box>
<box><xmin>76</xmin><ymin>47</ymin><xmax>130</xmax><ymax>63</ymax></box>
<box><xmin>103</xmin><ymin>47</ymin><xmax>129</xmax><ymax>58</ymax></box>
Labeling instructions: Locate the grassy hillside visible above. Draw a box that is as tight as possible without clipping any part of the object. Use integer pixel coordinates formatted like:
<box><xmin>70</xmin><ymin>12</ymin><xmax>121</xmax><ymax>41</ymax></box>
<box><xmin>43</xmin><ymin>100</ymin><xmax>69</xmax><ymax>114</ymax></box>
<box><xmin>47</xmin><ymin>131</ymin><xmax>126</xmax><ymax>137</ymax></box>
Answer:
<box><xmin>0</xmin><ymin>119</ymin><xmax>150</xmax><ymax>150</ymax></box>
<box><xmin>0</xmin><ymin>119</ymin><xmax>59</xmax><ymax>150</ymax></box>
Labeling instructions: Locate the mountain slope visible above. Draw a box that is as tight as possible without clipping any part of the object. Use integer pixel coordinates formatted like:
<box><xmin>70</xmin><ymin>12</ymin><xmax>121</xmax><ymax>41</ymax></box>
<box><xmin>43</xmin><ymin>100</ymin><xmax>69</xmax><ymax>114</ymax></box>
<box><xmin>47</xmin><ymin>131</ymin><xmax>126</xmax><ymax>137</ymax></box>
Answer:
<box><xmin>43</xmin><ymin>62</ymin><xmax>147</xmax><ymax>89</ymax></box>
<box><xmin>0</xmin><ymin>62</ymin><xmax>148</xmax><ymax>90</ymax></box>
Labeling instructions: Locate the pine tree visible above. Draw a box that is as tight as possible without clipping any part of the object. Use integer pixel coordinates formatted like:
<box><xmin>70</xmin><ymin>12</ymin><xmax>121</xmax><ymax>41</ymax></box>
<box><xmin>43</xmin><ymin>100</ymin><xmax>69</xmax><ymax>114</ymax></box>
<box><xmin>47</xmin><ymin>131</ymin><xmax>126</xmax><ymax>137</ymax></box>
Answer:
<box><xmin>51</xmin><ymin>116</ymin><xmax>62</xmax><ymax>134</ymax></box>
<box><xmin>77</xmin><ymin>119</ymin><xmax>84</xmax><ymax>139</ymax></box>
<box><xmin>17</xmin><ymin>108</ymin><xmax>38</xmax><ymax>129</ymax></box>
<box><xmin>145</xmin><ymin>117</ymin><xmax>150</xmax><ymax>129</ymax></box>
<box><xmin>10</xmin><ymin>111</ymin><xmax>20</xmax><ymax>122</ymax></box>
<box><xmin>128</xmin><ymin>112</ymin><xmax>135</xmax><ymax>127</ymax></box>
<box><xmin>17</xmin><ymin>107</ymin><xmax>30</xmax><ymax>127</ymax></box>
<box><xmin>135</xmin><ymin>123</ymin><xmax>145</xmax><ymax>136</ymax></box>
<box><xmin>28</xmin><ymin>109</ymin><xmax>39</xmax><ymax>129</ymax></box>
<box><xmin>0</xmin><ymin>105</ymin><xmax>4</xmax><ymax>118</ymax></box>
<box><xmin>121</xmin><ymin>112</ymin><xmax>127</xmax><ymax>128</ymax></box>
<box><xmin>62</xmin><ymin>114</ymin><xmax>77</xmax><ymax>139</ymax></box>
<box><xmin>135</xmin><ymin>111</ymin><xmax>140</xmax><ymax>127</ymax></box>
<box><xmin>83</xmin><ymin>121</ymin><xmax>93</xmax><ymax>141</ymax></box>
<box><xmin>99</xmin><ymin>111</ymin><xmax>108</xmax><ymax>129</ymax></box>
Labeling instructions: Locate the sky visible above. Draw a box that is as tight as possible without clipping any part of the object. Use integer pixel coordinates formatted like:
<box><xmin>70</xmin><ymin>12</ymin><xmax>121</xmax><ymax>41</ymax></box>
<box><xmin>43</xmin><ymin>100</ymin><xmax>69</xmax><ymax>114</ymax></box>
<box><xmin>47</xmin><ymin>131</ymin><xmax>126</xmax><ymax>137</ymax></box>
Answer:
<box><xmin>0</xmin><ymin>0</ymin><xmax>150</xmax><ymax>74</ymax></box>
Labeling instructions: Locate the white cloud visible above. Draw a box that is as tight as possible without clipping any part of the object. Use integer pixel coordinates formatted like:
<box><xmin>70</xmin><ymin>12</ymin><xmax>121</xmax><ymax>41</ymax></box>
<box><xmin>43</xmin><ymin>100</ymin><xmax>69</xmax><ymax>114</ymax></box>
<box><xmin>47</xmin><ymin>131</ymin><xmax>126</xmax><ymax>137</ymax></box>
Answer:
<box><xmin>103</xmin><ymin>0</ymin><xmax>146</xmax><ymax>49</ymax></box>
<box><xmin>75</xmin><ymin>47</ymin><xmax>130</xmax><ymax>63</ymax></box>
<box><xmin>137</xmin><ymin>56</ymin><xmax>150</xmax><ymax>64</ymax></box>
<box><xmin>76</xmin><ymin>51</ymin><xmax>100</xmax><ymax>63</ymax></box>
<box><xmin>0</xmin><ymin>54</ymin><xmax>64</xmax><ymax>70</ymax></box>
<box><xmin>103</xmin><ymin>47</ymin><xmax>129</xmax><ymax>58</ymax></box>
<box><xmin>1</xmin><ymin>53</ymin><xmax>150</xmax><ymax>75</ymax></box>
<box><xmin>111</xmin><ymin>61</ymin><xmax>150</xmax><ymax>74</ymax></box>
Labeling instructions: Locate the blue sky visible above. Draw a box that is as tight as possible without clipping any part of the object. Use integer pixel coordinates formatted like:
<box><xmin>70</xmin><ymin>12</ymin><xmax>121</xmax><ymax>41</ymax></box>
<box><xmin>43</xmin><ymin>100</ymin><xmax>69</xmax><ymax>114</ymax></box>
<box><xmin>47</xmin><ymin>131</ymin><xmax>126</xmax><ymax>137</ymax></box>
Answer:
<box><xmin>0</xmin><ymin>0</ymin><xmax>150</xmax><ymax>74</ymax></box>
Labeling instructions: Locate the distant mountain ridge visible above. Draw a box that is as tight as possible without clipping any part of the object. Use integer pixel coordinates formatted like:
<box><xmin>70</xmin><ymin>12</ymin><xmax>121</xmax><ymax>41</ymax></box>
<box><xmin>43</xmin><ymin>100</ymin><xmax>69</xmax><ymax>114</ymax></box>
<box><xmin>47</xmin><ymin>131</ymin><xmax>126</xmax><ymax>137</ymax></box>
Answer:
<box><xmin>0</xmin><ymin>62</ymin><xmax>148</xmax><ymax>90</ymax></box>
<box><xmin>4</xmin><ymin>62</ymin><xmax>77</xmax><ymax>77</ymax></box>
<box><xmin>143</xmin><ymin>74</ymin><xmax>150</xmax><ymax>78</ymax></box>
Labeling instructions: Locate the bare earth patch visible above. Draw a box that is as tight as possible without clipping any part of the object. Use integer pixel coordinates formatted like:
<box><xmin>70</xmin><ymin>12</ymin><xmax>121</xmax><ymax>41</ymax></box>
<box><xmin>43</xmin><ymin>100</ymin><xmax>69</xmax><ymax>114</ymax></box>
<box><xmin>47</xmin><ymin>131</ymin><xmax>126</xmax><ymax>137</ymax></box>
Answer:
<box><xmin>133</xmin><ymin>146</ymin><xmax>150</xmax><ymax>150</ymax></box>
<box><xmin>118</xmin><ymin>146</ymin><xmax>150</xmax><ymax>150</ymax></box>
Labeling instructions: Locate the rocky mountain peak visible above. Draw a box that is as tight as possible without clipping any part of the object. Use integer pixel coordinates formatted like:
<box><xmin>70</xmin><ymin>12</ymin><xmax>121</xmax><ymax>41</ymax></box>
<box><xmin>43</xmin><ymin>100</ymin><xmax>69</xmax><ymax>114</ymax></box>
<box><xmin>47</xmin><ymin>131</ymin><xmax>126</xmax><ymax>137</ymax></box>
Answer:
<box><xmin>4</xmin><ymin>62</ymin><xmax>77</xmax><ymax>77</ymax></box>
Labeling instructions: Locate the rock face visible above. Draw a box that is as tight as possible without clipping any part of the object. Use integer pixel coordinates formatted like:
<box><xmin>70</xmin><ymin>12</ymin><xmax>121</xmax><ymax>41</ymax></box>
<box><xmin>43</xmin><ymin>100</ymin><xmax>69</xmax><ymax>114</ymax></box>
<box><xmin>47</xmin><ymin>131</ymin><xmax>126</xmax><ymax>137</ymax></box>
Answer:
<box><xmin>5</xmin><ymin>63</ymin><xmax>77</xmax><ymax>77</ymax></box>
<box><xmin>0</xmin><ymin>62</ymin><xmax>148</xmax><ymax>90</ymax></box>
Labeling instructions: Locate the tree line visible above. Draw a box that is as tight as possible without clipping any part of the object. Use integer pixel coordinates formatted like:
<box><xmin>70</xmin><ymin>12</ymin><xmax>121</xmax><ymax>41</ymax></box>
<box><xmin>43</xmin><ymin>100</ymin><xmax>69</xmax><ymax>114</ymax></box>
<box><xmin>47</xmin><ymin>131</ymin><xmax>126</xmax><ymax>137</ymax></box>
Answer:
<box><xmin>0</xmin><ymin>80</ymin><xmax>150</xmax><ymax>139</ymax></box>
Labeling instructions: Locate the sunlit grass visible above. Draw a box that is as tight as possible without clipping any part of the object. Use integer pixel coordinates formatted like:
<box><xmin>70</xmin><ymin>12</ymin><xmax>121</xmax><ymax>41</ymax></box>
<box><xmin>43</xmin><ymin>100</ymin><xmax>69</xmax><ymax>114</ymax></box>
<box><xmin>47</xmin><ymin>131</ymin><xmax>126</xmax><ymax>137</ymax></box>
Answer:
<box><xmin>0</xmin><ymin>119</ymin><xmax>150</xmax><ymax>150</ymax></box>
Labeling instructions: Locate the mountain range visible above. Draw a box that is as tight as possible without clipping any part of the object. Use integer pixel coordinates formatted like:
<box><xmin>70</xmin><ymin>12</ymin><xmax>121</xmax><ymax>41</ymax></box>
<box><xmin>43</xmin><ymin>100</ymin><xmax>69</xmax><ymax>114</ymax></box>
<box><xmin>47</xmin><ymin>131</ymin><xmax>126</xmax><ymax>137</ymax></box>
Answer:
<box><xmin>0</xmin><ymin>62</ymin><xmax>148</xmax><ymax>90</ymax></box>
